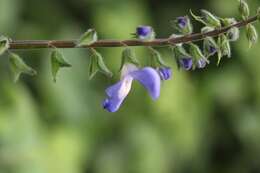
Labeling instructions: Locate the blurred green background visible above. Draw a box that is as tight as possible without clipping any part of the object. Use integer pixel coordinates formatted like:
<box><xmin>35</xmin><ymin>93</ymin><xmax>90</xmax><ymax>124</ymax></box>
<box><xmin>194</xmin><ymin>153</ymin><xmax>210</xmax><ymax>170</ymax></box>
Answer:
<box><xmin>0</xmin><ymin>0</ymin><xmax>260</xmax><ymax>173</ymax></box>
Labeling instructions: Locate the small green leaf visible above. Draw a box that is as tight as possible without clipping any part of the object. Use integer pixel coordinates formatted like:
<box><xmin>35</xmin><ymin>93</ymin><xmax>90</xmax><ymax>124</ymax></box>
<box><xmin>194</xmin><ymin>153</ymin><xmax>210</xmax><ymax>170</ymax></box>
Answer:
<box><xmin>51</xmin><ymin>49</ymin><xmax>71</xmax><ymax>82</ymax></box>
<box><xmin>9</xmin><ymin>52</ymin><xmax>37</xmax><ymax>82</ymax></box>
<box><xmin>77</xmin><ymin>29</ymin><xmax>98</xmax><ymax>47</ymax></box>
<box><xmin>119</xmin><ymin>47</ymin><xmax>139</xmax><ymax>71</ymax></box>
<box><xmin>0</xmin><ymin>36</ymin><xmax>10</xmax><ymax>56</ymax></box>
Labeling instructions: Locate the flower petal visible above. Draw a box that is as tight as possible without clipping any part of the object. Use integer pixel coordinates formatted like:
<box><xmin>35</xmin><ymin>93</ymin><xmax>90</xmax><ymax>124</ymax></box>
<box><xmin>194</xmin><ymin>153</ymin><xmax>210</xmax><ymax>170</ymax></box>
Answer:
<box><xmin>120</xmin><ymin>63</ymin><xmax>139</xmax><ymax>79</ymax></box>
<box><xmin>130</xmin><ymin>67</ymin><xmax>161</xmax><ymax>100</ymax></box>
<box><xmin>103</xmin><ymin>76</ymin><xmax>133</xmax><ymax>112</ymax></box>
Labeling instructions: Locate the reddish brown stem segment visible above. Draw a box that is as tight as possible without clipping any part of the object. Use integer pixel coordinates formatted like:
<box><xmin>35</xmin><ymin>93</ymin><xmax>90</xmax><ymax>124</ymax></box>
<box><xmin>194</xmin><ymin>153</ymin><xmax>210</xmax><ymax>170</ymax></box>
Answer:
<box><xmin>9</xmin><ymin>15</ymin><xmax>258</xmax><ymax>50</ymax></box>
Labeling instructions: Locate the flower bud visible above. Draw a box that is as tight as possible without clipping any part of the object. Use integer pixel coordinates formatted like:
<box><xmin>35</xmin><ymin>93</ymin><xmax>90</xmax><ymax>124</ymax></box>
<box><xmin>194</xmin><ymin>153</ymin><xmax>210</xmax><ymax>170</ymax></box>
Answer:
<box><xmin>227</xmin><ymin>27</ymin><xmax>240</xmax><ymax>41</ymax></box>
<box><xmin>136</xmin><ymin>26</ymin><xmax>155</xmax><ymax>40</ymax></box>
<box><xmin>179</xmin><ymin>58</ymin><xmax>193</xmax><ymax>70</ymax></box>
<box><xmin>218</xmin><ymin>34</ymin><xmax>231</xmax><ymax>58</ymax></box>
<box><xmin>172</xmin><ymin>45</ymin><xmax>193</xmax><ymax>70</ymax></box>
<box><xmin>203</xmin><ymin>37</ymin><xmax>218</xmax><ymax>57</ymax></box>
<box><xmin>200</xmin><ymin>9</ymin><xmax>221</xmax><ymax>27</ymax></box>
<box><xmin>190</xmin><ymin>9</ymin><xmax>221</xmax><ymax>28</ymax></box>
<box><xmin>172</xmin><ymin>16</ymin><xmax>193</xmax><ymax>34</ymax></box>
<box><xmin>158</xmin><ymin>67</ymin><xmax>172</xmax><ymax>80</ymax></box>
<box><xmin>246</xmin><ymin>24</ymin><xmax>258</xmax><ymax>47</ymax></box>
<box><xmin>239</xmin><ymin>0</ymin><xmax>250</xmax><ymax>20</ymax></box>
<box><xmin>189</xmin><ymin>43</ymin><xmax>209</xmax><ymax>69</ymax></box>
<box><xmin>197</xmin><ymin>58</ymin><xmax>207</xmax><ymax>69</ymax></box>
<box><xmin>222</xmin><ymin>18</ymin><xmax>237</xmax><ymax>26</ymax></box>
<box><xmin>201</xmin><ymin>26</ymin><xmax>215</xmax><ymax>34</ymax></box>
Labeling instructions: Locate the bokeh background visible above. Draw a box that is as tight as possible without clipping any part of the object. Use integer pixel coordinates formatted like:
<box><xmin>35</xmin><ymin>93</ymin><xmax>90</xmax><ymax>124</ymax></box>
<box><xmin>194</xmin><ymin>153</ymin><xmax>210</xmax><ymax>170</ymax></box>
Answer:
<box><xmin>0</xmin><ymin>0</ymin><xmax>260</xmax><ymax>173</ymax></box>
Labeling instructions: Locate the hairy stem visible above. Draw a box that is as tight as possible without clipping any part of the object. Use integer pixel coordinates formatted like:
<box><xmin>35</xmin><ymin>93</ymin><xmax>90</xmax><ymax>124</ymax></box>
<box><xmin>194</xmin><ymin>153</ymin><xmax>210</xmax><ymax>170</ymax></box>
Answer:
<box><xmin>9</xmin><ymin>15</ymin><xmax>258</xmax><ymax>50</ymax></box>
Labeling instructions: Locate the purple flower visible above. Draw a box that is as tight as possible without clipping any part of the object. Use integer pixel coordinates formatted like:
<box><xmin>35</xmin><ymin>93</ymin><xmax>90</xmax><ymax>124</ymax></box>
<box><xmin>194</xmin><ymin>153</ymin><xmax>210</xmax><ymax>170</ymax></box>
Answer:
<box><xmin>197</xmin><ymin>58</ymin><xmax>207</xmax><ymax>69</ymax></box>
<box><xmin>177</xmin><ymin>17</ymin><xmax>188</xmax><ymax>28</ymax></box>
<box><xmin>103</xmin><ymin>64</ymin><xmax>161</xmax><ymax>112</ymax></box>
<box><xmin>136</xmin><ymin>26</ymin><xmax>154</xmax><ymax>39</ymax></box>
<box><xmin>158</xmin><ymin>67</ymin><xmax>172</xmax><ymax>80</ymax></box>
<box><xmin>179</xmin><ymin>58</ymin><xmax>193</xmax><ymax>70</ymax></box>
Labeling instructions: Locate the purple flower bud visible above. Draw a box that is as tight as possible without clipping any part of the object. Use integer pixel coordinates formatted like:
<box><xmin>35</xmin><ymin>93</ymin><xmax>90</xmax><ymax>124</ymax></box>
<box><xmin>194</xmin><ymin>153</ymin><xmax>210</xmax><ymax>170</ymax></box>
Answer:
<box><xmin>158</xmin><ymin>67</ymin><xmax>172</xmax><ymax>80</ymax></box>
<box><xmin>179</xmin><ymin>58</ymin><xmax>193</xmax><ymax>70</ymax></box>
<box><xmin>197</xmin><ymin>58</ymin><xmax>207</xmax><ymax>69</ymax></box>
<box><xmin>177</xmin><ymin>17</ymin><xmax>188</xmax><ymax>28</ymax></box>
<box><xmin>136</xmin><ymin>26</ymin><xmax>153</xmax><ymax>38</ymax></box>
<box><xmin>209</xmin><ymin>46</ymin><xmax>217</xmax><ymax>54</ymax></box>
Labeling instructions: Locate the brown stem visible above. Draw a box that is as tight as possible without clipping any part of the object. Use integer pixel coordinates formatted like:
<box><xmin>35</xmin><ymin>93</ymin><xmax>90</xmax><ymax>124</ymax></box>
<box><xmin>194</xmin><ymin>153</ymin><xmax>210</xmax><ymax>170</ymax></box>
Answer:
<box><xmin>9</xmin><ymin>15</ymin><xmax>258</xmax><ymax>50</ymax></box>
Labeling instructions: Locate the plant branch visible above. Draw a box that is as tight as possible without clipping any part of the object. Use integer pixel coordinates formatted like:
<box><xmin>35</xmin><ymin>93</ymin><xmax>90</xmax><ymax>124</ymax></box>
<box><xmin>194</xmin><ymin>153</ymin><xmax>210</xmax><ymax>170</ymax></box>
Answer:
<box><xmin>9</xmin><ymin>15</ymin><xmax>258</xmax><ymax>50</ymax></box>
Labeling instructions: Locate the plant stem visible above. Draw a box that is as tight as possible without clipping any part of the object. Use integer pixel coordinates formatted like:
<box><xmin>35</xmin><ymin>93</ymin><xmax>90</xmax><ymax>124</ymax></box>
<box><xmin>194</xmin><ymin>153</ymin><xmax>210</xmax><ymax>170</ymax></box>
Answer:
<box><xmin>9</xmin><ymin>15</ymin><xmax>258</xmax><ymax>50</ymax></box>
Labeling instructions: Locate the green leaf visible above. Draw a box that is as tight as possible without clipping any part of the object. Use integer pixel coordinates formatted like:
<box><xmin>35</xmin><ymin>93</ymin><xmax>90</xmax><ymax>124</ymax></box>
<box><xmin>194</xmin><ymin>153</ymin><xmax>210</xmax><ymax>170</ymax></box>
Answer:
<box><xmin>51</xmin><ymin>49</ymin><xmax>71</xmax><ymax>82</ymax></box>
<box><xmin>0</xmin><ymin>36</ymin><xmax>10</xmax><ymax>56</ymax></box>
<box><xmin>9</xmin><ymin>53</ymin><xmax>37</xmax><ymax>82</ymax></box>
<box><xmin>77</xmin><ymin>29</ymin><xmax>98</xmax><ymax>47</ymax></box>
<box><xmin>119</xmin><ymin>47</ymin><xmax>139</xmax><ymax>71</ymax></box>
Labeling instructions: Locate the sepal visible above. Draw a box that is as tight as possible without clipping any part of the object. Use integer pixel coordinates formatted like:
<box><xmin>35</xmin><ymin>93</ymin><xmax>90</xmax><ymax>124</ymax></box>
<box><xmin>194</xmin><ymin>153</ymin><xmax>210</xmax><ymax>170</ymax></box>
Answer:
<box><xmin>217</xmin><ymin>34</ymin><xmax>231</xmax><ymax>65</ymax></box>
<box><xmin>77</xmin><ymin>29</ymin><xmax>98</xmax><ymax>47</ymax></box>
<box><xmin>239</xmin><ymin>0</ymin><xmax>250</xmax><ymax>20</ymax></box>
<box><xmin>227</xmin><ymin>27</ymin><xmax>240</xmax><ymax>42</ymax></box>
<box><xmin>246</xmin><ymin>24</ymin><xmax>258</xmax><ymax>48</ymax></box>
<box><xmin>189</xmin><ymin>43</ymin><xmax>209</xmax><ymax>69</ymax></box>
<box><xmin>190</xmin><ymin>9</ymin><xmax>221</xmax><ymax>28</ymax></box>
<box><xmin>203</xmin><ymin>37</ymin><xmax>218</xmax><ymax>58</ymax></box>
<box><xmin>0</xmin><ymin>36</ymin><xmax>10</xmax><ymax>56</ymax></box>
<box><xmin>51</xmin><ymin>49</ymin><xmax>71</xmax><ymax>82</ymax></box>
<box><xmin>89</xmin><ymin>49</ymin><xmax>113</xmax><ymax>79</ymax></box>
<box><xmin>119</xmin><ymin>47</ymin><xmax>139</xmax><ymax>71</ymax></box>
<box><xmin>9</xmin><ymin>52</ymin><xmax>37</xmax><ymax>82</ymax></box>
<box><xmin>149</xmin><ymin>47</ymin><xmax>169</xmax><ymax>68</ymax></box>
<box><xmin>171</xmin><ymin>16</ymin><xmax>193</xmax><ymax>34</ymax></box>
